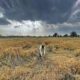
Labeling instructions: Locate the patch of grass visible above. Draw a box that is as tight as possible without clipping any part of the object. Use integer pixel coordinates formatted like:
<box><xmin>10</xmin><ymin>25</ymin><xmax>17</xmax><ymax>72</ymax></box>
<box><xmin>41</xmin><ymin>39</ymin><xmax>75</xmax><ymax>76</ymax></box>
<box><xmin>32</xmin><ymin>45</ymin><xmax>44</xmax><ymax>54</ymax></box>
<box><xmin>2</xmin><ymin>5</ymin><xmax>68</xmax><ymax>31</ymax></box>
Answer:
<box><xmin>0</xmin><ymin>38</ymin><xmax>80</xmax><ymax>80</ymax></box>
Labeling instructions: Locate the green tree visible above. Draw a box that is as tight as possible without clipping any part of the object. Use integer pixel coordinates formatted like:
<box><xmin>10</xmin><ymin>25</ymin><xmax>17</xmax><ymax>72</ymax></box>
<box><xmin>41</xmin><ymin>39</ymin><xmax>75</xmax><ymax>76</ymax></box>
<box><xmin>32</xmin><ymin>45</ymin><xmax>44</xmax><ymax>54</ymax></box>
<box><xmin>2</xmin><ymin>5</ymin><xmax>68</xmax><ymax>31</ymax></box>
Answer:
<box><xmin>70</xmin><ymin>31</ymin><xmax>77</xmax><ymax>37</ymax></box>
<box><xmin>53</xmin><ymin>33</ymin><xmax>58</xmax><ymax>37</ymax></box>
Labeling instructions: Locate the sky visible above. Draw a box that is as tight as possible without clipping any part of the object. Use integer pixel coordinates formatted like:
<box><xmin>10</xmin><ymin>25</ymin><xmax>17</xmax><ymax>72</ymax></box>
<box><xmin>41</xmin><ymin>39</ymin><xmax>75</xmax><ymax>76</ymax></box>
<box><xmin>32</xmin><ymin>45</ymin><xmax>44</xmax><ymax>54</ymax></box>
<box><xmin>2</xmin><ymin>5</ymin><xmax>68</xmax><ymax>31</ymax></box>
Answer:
<box><xmin>0</xmin><ymin>0</ymin><xmax>80</xmax><ymax>36</ymax></box>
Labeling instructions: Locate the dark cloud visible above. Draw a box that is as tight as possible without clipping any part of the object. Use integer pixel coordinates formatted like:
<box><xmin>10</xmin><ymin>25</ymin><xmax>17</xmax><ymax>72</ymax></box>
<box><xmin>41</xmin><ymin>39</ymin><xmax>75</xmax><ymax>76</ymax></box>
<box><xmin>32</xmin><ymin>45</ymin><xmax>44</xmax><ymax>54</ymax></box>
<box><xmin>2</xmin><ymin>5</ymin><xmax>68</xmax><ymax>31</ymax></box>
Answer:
<box><xmin>0</xmin><ymin>18</ymin><xmax>10</xmax><ymax>25</ymax></box>
<box><xmin>0</xmin><ymin>0</ymin><xmax>76</xmax><ymax>23</ymax></box>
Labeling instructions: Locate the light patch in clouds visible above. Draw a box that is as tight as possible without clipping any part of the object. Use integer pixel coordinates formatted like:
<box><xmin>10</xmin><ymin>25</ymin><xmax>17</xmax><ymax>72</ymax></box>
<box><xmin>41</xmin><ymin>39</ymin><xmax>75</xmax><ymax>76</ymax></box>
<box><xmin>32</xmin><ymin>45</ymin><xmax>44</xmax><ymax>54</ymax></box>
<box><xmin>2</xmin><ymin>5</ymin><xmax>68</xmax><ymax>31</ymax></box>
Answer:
<box><xmin>69</xmin><ymin>0</ymin><xmax>80</xmax><ymax>21</ymax></box>
<box><xmin>0</xmin><ymin>13</ymin><xmax>4</xmax><ymax>18</ymax></box>
<box><xmin>74</xmin><ymin>0</ymin><xmax>80</xmax><ymax>8</ymax></box>
<box><xmin>0</xmin><ymin>19</ymin><xmax>54</xmax><ymax>36</ymax></box>
<box><xmin>71</xmin><ymin>9</ymin><xmax>80</xmax><ymax>16</ymax></box>
<box><xmin>0</xmin><ymin>19</ymin><xmax>80</xmax><ymax>36</ymax></box>
<box><xmin>0</xmin><ymin>7</ymin><xmax>5</xmax><ymax>18</ymax></box>
<box><xmin>71</xmin><ymin>0</ymin><xmax>80</xmax><ymax>13</ymax></box>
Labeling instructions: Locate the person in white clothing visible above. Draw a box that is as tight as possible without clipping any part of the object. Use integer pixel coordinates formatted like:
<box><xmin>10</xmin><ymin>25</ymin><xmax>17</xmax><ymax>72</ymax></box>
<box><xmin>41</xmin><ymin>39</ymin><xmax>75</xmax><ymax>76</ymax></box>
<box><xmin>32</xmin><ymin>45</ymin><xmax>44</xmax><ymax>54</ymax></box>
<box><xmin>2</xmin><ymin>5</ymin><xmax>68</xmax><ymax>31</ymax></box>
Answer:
<box><xmin>39</xmin><ymin>44</ymin><xmax>46</xmax><ymax>57</ymax></box>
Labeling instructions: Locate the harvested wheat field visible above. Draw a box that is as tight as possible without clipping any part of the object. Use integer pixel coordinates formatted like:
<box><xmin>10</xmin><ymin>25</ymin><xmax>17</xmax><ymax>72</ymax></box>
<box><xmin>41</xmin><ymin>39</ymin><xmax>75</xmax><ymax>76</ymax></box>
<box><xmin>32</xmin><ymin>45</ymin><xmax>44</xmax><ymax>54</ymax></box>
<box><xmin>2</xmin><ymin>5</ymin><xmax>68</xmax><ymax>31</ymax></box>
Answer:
<box><xmin>0</xmin><ymin>37</ymin><xmax>80</xmax><ymax>80</ymax></box>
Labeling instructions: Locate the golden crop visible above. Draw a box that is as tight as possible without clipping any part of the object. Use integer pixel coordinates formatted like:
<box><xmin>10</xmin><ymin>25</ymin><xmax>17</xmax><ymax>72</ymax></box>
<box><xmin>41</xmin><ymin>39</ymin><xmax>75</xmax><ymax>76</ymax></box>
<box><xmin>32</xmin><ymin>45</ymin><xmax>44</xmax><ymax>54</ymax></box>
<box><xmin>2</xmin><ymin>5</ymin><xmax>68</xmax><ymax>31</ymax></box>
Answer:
<box><xmin>0</xmin><ymin>37</ymin><xmax>80</xmax><ymax>80</ymax></box>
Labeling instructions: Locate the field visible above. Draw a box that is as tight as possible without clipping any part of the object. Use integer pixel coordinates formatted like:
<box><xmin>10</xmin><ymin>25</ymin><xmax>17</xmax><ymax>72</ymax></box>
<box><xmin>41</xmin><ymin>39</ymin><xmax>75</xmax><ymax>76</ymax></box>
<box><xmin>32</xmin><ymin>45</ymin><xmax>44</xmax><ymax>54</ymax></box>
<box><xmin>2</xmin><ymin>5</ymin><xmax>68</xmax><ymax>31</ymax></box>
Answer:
<box><xmin>0</xmin><ymin>37</ymin><xmax>80</xmax><ymax>80</ymax></box>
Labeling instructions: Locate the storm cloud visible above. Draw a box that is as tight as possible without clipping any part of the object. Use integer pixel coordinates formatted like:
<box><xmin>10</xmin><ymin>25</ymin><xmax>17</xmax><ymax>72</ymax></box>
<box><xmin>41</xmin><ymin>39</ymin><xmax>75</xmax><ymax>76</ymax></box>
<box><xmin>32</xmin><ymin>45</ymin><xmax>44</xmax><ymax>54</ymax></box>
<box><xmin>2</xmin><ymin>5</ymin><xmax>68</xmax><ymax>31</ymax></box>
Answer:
<box><xmin>0</xmin><ymin>0</ymin><xmax>80</xmax><ymax>36</ymax></box>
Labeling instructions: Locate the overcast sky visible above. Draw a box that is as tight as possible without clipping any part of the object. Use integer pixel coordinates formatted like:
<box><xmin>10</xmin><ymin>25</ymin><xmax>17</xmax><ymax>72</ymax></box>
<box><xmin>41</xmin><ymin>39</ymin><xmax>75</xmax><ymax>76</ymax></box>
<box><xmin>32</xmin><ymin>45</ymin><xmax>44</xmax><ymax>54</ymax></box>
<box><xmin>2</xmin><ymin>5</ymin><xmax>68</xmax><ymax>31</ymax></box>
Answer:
<box><xmin>0</xmin><ymin>0</ymin><xmax>80</xmax><ymax>36</ymax></box>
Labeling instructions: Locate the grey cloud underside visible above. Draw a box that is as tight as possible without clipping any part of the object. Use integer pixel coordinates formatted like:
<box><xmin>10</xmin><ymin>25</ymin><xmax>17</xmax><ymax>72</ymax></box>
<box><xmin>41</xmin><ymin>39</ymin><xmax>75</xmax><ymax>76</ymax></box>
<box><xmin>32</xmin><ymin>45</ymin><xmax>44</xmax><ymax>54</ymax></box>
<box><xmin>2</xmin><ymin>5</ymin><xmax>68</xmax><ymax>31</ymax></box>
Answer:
<box><xmin>0</xmin><ymin>18</ymin><xmax>10</xmax><ymax>25</ymax></box>
<box><xmin>0</xmin><ymin>0</ymin><xmax>77</xmax><ymax>24</ymax></box>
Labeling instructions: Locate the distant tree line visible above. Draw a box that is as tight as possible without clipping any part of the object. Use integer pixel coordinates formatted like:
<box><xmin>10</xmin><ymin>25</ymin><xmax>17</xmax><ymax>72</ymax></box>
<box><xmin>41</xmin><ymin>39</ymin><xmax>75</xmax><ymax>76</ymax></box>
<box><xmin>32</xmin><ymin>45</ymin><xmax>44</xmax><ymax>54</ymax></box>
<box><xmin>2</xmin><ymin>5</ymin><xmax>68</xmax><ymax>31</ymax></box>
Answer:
<box><xmin>0</xmin><ymin>31</ymin><xmax>79</xmax><ymax>38</ymax></box>
<box><xmin>52</xmin><ymin>31</ymin><xmax>80</xmax><ymax>37</ymax></box>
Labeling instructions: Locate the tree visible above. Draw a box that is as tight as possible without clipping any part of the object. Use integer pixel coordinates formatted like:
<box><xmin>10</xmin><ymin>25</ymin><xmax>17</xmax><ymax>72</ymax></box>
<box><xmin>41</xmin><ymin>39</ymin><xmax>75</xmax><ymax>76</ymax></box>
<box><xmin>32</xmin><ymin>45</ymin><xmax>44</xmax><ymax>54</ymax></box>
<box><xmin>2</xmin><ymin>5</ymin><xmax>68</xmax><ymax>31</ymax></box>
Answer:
<box><xmin>0</xmin><ymin>34</ymin><xmax>2</xmax><ymax>38</ymax></box>
<box><xmin>63</xmin><ymin>34</ymin><xmax>68</xmax><ymax>37</ymax></box>
<box><xmin>53</xmin><ymin>33</ymin><xmax>58</xmax><ymax>37</ymax></box>
<box><xmin>70</xmin><ymin>31</ymin><xmax>77</xmax><ymax>37</ymax></box>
